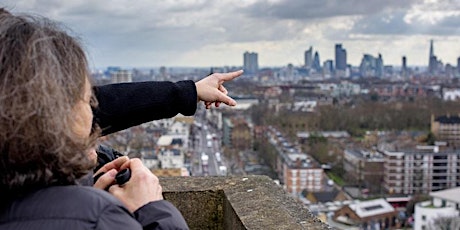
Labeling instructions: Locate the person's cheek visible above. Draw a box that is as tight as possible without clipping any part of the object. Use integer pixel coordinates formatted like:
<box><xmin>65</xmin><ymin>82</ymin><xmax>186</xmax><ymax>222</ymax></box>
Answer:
<box><xmin>71</xmin><ymin>101</ymin><xmax>93</xmax><ymax>138</ymax></box>
<box><xmin>88</xmin><ymin>148</ymin><xmax>97</xmax><ymax>163</ymax></box>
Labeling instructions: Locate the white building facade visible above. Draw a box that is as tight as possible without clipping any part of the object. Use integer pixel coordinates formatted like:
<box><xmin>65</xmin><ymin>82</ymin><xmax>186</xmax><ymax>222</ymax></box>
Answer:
<box><xmin>414</xmin><ymin>187</ymin><xmax>460</xmax><ymax>230</ymax></box>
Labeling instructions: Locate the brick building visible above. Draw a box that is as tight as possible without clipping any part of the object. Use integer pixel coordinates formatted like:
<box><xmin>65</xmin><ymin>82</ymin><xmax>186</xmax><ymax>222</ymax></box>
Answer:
<box><xmin>267</xmin><ymin>127</ymin><xmax>325</xmax><ymax>196</ymax></box>
<box><xmin>343</xmin><ymin>149</ymin><xmax>384</xmax><ymax>193</ymax></box>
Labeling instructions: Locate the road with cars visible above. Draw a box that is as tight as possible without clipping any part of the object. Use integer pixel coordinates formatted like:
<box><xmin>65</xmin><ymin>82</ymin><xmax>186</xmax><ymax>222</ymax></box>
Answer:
<box><xmin>191</xmin><ymin>111</ymin><xmax>227</xmax><ymax>177</ymax></box>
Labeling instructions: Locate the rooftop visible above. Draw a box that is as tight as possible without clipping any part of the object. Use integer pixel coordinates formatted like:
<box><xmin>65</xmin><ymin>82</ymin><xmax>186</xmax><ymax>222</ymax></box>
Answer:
<box><xmin>435</xmin><ymin>115</ymin><xmax>460</xmax><ymax>124</ymax></box>
<box><xmin>348</xmin><ymin>198</ymin><xmax>395</xmax><ymax>219</ymax></box>
<box><xmin>429</xmin><ymin>187</ymin><xmax>460</xmax><ymax>204</ymax></box>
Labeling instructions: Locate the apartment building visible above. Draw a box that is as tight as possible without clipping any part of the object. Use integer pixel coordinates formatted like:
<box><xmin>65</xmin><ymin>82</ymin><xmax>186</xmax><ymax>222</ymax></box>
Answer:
<box><xmin>268</xmin><ymin>127</ymin><xmax>325</xmax><ymax>196</ymax></box>
<box><xmin>343</xmin><ymin>149</ymin><xmax>384</xmax><ymax>193</ymax></box>
<box><xmin>222</xmin><ymin>117</ymin><xmax>252</xmax><ymax>151</ymax></box>
<box><xmin>431</xmin><ymin>114</ymin><xmax>460</xmax><ymax>146</ymax></box>
<box><xmin>282</xmin><ymin>153</ymin><xmax>324</xmax><ymax>195</ymax></box>
<box><xmin>382</xmin><ymin>145</ymin><xmax>460</xmax><ymax>195</ymax></box>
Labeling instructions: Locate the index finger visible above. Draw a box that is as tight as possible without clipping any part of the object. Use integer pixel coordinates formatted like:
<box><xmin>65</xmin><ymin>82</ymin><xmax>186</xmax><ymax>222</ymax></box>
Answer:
<box><xmin>218</xmin><ymin>70</ymin><xmax>243</xmax><ymax>82</ymax></box>
<box><xmin>95</xmin><ymin>156</ymin><xmax>129</xmax><ymax>175</ymax></box>
<box><xmin>121</xmin><ymin>158</ymin><xmax>145</xmax><ymax>172</ymax></box>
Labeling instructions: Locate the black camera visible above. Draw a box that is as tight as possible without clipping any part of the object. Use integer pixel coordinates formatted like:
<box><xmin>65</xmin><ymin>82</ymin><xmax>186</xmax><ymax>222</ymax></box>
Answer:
<box><xmin>93</xmin><ymin>145</ymin><xmax>131</xmax><ymax>187</ymax></box>
<box><xmin>94</xmin><ymin>144</ymin><xmax>124</xmax><ymax>173</ymax></box>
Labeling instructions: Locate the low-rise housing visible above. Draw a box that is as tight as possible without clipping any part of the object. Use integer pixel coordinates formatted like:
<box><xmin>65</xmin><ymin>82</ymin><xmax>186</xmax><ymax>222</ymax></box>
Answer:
<box><xmin>442</xmin><ymin>88</ymin><xmax>460</xmax><ymax>101</ymax></box>
<box><xmin>333</xmin><ymin>198</ymin><xmax>400</xmax><ymax>229</ymax></box>
<box><xmin>156</xmin><ymin>134</ymin><xmax>187</xmax><ymax>169</ymax></box>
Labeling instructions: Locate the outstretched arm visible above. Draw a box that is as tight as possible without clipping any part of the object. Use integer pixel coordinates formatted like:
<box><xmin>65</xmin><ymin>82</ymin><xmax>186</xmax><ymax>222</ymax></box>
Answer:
<box><xmin>92</xmin><ymin>70</ymin><xmax>243</xmax><ymax>136</ymax></box>
<box><xmin>93</xmin><ymin>80</ymin><xmax>197</xmax><ymax>136</ymax></box>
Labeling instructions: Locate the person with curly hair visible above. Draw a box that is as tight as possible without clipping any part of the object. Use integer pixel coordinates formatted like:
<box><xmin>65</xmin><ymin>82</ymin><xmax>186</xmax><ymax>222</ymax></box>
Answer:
<box><xmin>0</xmin><ymin>8</ymin><xmax>213</xmax><ymax>229</ymax></box>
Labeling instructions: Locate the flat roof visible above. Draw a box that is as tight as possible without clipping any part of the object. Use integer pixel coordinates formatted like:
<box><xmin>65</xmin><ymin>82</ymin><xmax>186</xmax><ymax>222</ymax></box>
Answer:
<box><xmin>430</xmin><ymin>187</ymin><xmax>460</xmax><ymax>203</ymax></box>
<box><xmin>349</xmin><ymin>198</ymin><xmax>395</xmax><ymax>218</ymax></box>
<box><xmin>287</xmin><ymin>153</ymin><xmax>308</xmax><ymax>161</ymax></box>
<box><xmin>157</xmin><ymin>135</ymin><xmax>173</xmax><ymax>146</ymax></box>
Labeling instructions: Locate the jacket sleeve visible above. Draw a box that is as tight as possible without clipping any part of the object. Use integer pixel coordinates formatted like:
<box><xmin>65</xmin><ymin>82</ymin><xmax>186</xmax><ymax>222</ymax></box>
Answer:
<box><xmin>133</xmin><ymin>200</ymin><xmax>189</xmax><ymax>230</ymax></box>
<box><xmin>96</xmin><ymin>203</ymin><xmax>143</xmax><ymax>229</ymax></box>
<box><xmin>93</xmin><ymin>80</ymin><xmax>197</xmax><ymax>136</ymax></box>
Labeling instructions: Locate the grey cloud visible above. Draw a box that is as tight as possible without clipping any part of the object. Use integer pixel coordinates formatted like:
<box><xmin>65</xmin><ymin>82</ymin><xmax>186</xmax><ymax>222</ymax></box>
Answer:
<box><xmin>218</xmin><ymin>16</ymin><xmax>304</xmax><ymax>43</ymax></box>
<box><xmin>242</xmin><ymin>0</ymin><xmax>420</xmax><ymax>20</ymax></box>
<box><xmin>435</xmin><ymin>15</ymin><xmax>460</xmax><ymax>35</ymax></box>
<box><xmin>166</xmin><ymin>0</ymin><xmax>216</xmax><ymax>13</ymax></box>
<box><xmin>351</xmin><ymin>11</ymin><xmax>460</xmax><ymax>36</ymax></box>
<box><xmin>351</xmin><ymin>11</ymin><xmax>412</xmax><ymax>35</ymax></box>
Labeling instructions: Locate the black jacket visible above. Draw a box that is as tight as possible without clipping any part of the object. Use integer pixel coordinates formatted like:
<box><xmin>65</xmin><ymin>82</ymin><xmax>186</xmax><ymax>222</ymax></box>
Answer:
<box><xmin>93</xmin><ymin>80</ymin><xmax>197</xmax><ymax>136</ymax></box>
<box><xmin>0</xmin><ymin>186</ymin><xmax>188</xmax><ymax>230</ymax></box>
<box><xmin>0</xmin><ymin>81</ymin><xmax>196</xmax><ymax>230</ymax></box>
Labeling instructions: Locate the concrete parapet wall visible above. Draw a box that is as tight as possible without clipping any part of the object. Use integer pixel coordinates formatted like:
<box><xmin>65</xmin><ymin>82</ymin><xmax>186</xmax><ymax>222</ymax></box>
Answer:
<box><xmin>160</xmin><ymin>175</ymin><xmax>332</xmax><ymax>230</ymax></box>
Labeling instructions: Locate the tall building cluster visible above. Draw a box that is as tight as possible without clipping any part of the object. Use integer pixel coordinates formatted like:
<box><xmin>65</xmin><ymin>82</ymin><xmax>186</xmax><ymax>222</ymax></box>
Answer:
<box><xmin>304</xmin><ymin>46</ymin><xmax>321</xmax><ymax>73</ymax></box>
<box><xmin>242</xmin><ymin>39</ymin><xmax>459</xmax><ymax>79</ymax></box>
<box><xmin>359</xmin><ymin>53</ymin><xmax>384</xmax><ymax>78</ymax></box>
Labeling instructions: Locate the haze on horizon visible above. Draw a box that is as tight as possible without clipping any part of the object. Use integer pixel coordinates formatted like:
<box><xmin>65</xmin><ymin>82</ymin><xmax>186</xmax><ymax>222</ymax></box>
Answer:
<box><xmin>2</xmin><ymin>0</ymin><xmax>460</xmax><ymax>69</ymax></box>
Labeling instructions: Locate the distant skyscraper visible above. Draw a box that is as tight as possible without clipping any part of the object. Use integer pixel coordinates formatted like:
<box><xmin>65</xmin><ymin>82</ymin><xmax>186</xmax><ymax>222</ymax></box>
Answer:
<box><xmin>428</xmin><ymin>39</ymin><xmax>437</xmax><ymax>74</ymax></box>
<box><xmin>359</xmin><ymin>54</ymin><xmax>383</xmax><ymax>78</ymax></box>
<box><xmin>304</xmin><ymin>46</ymin><xmax>313</xmax><ymax>68</ymax></box>
<box><xmin>243</xmin><ymin>51</ymin><xmax>259</xmax><ymax>74</ymax></box>
<box><xmin>359</xmin><ymin>54</ymin><xmax>374</xmax><ymax>77</ymax></box>
<box><xmin>376</xmin><ymin>54</ymin><xmax>384</xmax><ymax>78</ymax></box>
<box><xmin>429</xmin><ymin>39</ymin><xmax>434</xmax><ymax>61</ymax></box>
<box><xmin>335</xmin><ymin>44</ymin><xmax>347</xmax><ymax>72</ymax></box>
<box><xmin>313</xmin><ymin>51</ymin><xmax>321</xmax><ymax>72</ymax></box>
<box><xmin>402</xmin><ymin>56</ymin><xmax>407</xmax><ymax>78</ymax></box>
<box><xmin>323</xmin><ymin>60</ymin><xmax>333</xmax><ymax>76</ymax></box>
<box><xmin>457</xmin><ymin>57</ymin><xmax>460</xmax><ymax>75</ymax></box>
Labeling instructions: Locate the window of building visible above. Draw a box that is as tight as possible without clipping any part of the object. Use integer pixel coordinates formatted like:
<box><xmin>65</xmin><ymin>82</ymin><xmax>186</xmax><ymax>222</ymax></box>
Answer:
<box><xmin>363</xmin><ymin>205</ymin><xmax>383</xmax><ymax>211</ymax></box>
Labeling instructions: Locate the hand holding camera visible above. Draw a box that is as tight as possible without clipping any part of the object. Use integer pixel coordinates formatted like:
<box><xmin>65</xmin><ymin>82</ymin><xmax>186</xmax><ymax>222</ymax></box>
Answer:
<box><xmin>93</xmin><ymin>158</ymin><xmax>163</xmax><ymax>213</ymax></box>
<box><xmin>109</xmin><ymin>159</ymin><xmax>163</xmax><ymax>212</ymax></box>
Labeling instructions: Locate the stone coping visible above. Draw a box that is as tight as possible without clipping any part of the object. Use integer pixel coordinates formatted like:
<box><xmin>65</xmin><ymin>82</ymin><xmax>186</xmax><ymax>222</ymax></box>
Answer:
<box><xmin>160</xmin><ymin>175</ymin><xmax>333</xmax><ymax>230</ymax></box>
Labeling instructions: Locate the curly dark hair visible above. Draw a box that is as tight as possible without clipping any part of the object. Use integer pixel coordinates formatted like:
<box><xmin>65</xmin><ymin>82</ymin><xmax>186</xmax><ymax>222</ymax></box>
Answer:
<box><xmin>0</xmin><ymin>8</ymin><xmax>98</xmax><ymax>201</ymax></box>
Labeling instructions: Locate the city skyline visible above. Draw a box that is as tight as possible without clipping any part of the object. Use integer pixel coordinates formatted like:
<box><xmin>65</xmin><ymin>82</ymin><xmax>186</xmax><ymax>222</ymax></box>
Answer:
<box><xmin>3</xmin><ymin>0</ymin><xmax>460</xmax><ymax>69</ymax></box>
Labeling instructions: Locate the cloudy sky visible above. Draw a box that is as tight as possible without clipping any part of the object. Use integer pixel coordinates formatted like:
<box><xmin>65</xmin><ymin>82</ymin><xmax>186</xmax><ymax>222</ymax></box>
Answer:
<box><xmin>2</xmin><ymin>0</ymin><xmax>460</xmax><ymax>69</ymax></box>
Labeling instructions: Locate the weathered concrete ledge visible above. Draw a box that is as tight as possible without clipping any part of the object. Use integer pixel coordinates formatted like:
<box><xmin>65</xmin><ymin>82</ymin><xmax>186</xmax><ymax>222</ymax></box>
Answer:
<box><xmin>160</xmin><ymin>175</ymin><xmax>333</xmax><ymax>230</ymax></box>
